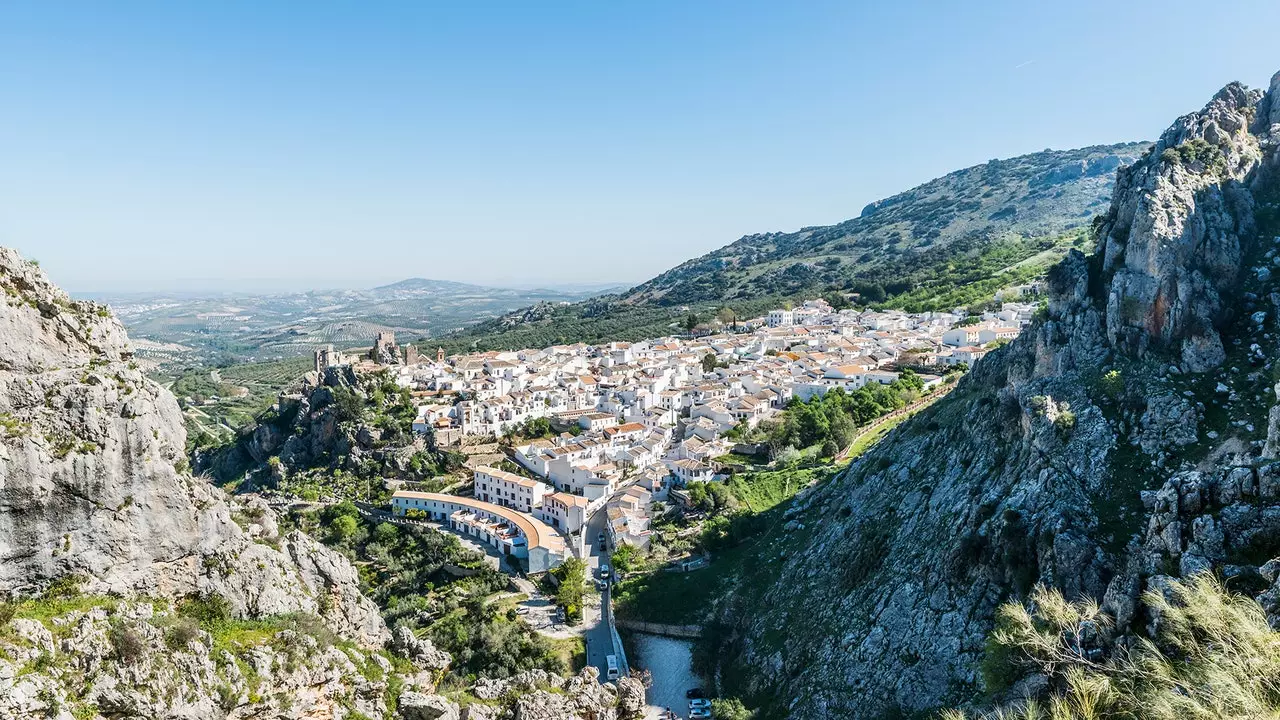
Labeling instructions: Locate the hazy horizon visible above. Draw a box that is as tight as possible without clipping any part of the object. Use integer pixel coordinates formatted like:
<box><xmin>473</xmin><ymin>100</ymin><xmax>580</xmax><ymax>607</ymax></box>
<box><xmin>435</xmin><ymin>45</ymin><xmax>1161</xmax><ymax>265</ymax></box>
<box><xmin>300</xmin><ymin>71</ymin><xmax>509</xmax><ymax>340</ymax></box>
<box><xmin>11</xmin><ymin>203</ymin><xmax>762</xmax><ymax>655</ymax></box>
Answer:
<box><xmin>73</xmin><ymin>276</ymin><xmax>634</xmax><ymax>298</ymax></box>
<box><xmin>5</xmin><ymin>1</ymin><xmax>1280</xmax><ymax>294</ymax></box>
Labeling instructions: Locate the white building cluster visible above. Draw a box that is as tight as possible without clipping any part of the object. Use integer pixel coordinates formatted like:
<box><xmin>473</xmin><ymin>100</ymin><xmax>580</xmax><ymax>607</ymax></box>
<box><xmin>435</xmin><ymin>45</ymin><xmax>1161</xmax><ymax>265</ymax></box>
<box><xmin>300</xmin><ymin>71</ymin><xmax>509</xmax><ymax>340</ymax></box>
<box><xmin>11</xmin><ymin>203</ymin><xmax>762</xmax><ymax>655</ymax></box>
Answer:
<box><xmin>381</xmin><ymin>297</ymin><xmax>1035</xmax><ymax>554</ymax></box>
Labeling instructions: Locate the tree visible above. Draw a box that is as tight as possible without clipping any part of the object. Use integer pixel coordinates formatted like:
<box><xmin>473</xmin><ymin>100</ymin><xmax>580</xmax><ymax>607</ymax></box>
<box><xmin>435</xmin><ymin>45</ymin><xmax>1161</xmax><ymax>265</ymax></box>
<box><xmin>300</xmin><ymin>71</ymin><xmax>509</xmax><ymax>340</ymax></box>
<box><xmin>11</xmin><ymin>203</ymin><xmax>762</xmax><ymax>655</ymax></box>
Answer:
<box><xmin>894</xmin><ymin>368</ymin><xmax>924</xmax><ymax>394</ymax></box>
<box><xmin>611</xmin><ymin>543</ymin><xmax>641</xmax><ymax>574</ymax></box>
<box><xmin>701</xmin><ymin>353</ymin><xmax>719</xmax><ymax>373</ymax></box>
<box><xmin>332</xmin><ymin>514</ymin><xmax>359</xmax><ymax>542</ymax></box>
<box><xmin>716</xmin><ymin>306</ymin><xmax>738</xmax><ymax>330</ymax></box>
<box><xmin>372</xmin><ymin>521</ymin><xmax>399</xmax><ymax>545</ymax></box>
<box><xmin>552</xmin><ymin>558</ymin><xmax>587</xmax><ymax>621</ymax></box>
<box><xmin>711</xmin><ymin>697</ymin><xmax>755</xmax><ymax>720</ymax></box>
<box><xmin>823</xmin><ymin>291</ymin><xmax>851</xmax><ymax>311</ymax></box>
<box><xmin>684</xmin><ymin>312</ymin><xmax>701</xmax><ymax>334</ymax></box>
<box><xmin>331</xmin><ymin>386</ymin><xmax>365</xmax><ymax>423</ymax></box>
<box><xmin>828</xmin><ymin>411</ymin><xmax>855</xmax><ymax>454</ymax></box>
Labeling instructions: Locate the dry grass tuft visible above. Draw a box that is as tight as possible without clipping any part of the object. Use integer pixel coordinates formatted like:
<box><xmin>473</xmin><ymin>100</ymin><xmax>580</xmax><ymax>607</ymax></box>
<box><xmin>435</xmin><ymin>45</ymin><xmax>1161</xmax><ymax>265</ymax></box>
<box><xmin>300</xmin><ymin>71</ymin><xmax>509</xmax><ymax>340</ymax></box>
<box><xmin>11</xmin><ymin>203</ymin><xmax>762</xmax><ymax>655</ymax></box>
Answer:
<box><xmin>954</xmin><ymin>573</ymin><xmax>1280</xmax><ymax>720</ymax></box>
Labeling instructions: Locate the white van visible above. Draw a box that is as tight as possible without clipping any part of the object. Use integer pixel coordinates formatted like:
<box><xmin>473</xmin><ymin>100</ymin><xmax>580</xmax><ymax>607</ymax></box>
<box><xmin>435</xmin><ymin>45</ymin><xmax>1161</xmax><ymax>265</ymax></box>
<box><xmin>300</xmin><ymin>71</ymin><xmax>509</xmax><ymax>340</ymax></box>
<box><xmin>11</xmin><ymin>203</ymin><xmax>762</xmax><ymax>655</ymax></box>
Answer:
<box><xmin>605</xmin><ymin>654</ymin><xmax>619</xmax><ymax>680</ymax></box>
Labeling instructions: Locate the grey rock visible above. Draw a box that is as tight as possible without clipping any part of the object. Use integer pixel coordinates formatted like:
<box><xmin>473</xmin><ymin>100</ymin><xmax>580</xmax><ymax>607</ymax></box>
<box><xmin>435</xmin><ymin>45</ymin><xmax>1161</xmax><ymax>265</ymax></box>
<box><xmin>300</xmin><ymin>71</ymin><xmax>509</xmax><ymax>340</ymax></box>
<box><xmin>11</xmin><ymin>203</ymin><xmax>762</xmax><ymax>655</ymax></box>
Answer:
<box><xmin>0</xmin><ymin>249</ymin><xmax>387</xmax><ymax>647</ymax></box>
<box><xmin>398</xmin><ymin>693</ymin><xmax>460</xmax><ymax>720</ymax></box>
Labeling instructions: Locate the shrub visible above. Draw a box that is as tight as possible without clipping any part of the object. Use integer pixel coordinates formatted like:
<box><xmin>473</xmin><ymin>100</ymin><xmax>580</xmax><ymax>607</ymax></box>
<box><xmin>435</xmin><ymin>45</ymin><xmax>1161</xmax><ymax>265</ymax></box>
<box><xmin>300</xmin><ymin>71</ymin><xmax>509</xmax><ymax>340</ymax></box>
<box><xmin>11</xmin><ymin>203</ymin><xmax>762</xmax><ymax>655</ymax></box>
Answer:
<box><xmin>109</xmin><ymin>623</ymin><xmax>147</xmax><ymax>665</ymax></box>
<box><xmin>711</xmin><ymin>697</ymin><xmax>755</xmax><ymax>720</ymax></box>
<box><xmin>164</xmin><ymin>617</ymin><xmax>203</xmax><ymax>650</ymax></box>
<box><xmin>1054</xmin><ymin>409</ymin><xmax>1076</xmax><ymax>435</ymax></box>
<box><xmin>949</xmin><ymin>574</ymin><xmax>1280</xmax><ymax>720</ymax></box>
<box><xmin>178</xmin><ymin>594</ymin><xmax>233</xmax><ymax>630</ymax></box>
<box><xmin>1097</xmin><ymin>369</ymin><xmax>1123</xmax><ymax>399</ymax></box>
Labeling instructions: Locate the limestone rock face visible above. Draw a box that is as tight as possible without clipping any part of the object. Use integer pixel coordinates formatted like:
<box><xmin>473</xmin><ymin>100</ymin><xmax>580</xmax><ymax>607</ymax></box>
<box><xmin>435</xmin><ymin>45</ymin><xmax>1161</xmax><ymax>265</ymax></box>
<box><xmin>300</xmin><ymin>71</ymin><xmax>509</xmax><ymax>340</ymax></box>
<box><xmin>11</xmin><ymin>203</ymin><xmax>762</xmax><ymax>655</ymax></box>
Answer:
<box><xmin>1098</xmin><ymin>82</ymin><xmax>1263</xmax><ymax>371</ymax></box>
<box><xmin>708</xmin><ymin>73</ymin><xmax>1280</xmax><ymax>718</ymax></box>
<box><xmin>398</xmin><ymin>692</ymin><xmax>460</xmax><ymax>720</ymax></box>
<box><xmin>0</xmin><ymin>248</ymin><xmax>386</xmax><ymax>645</ymax></box>
<box><xmin>0</xmin><ymin>600</ymin><xmax>401</xmax><ymax>720</ymax></box>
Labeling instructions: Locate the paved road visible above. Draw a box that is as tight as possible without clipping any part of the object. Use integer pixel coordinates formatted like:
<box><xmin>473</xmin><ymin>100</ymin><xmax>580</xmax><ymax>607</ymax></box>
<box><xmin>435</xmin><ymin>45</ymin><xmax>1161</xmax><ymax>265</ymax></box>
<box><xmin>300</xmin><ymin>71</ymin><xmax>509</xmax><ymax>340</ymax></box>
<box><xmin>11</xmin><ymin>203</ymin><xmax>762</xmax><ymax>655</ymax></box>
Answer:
<box><xmin>582</xmin><ymin>505</ymin><xmax>617</xmax><ymax>680</ymax></box>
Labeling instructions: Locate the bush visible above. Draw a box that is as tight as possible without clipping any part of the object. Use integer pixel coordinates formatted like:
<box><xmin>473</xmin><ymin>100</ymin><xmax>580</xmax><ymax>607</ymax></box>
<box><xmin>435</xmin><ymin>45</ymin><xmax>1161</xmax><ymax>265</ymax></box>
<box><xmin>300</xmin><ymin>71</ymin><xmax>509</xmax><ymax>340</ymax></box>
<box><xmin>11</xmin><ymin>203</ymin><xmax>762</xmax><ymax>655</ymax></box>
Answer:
<box><xmin>165</xmin><ymin>617</ymin><xmax>203</xmax><ymax>650</ymax></box>
<box><xmin>948</xmin><ymin>574</ymin><xmax>1280</xmax><ymax>720</ymax></box>
<box><xmin>711</xmin><ymin>697</ymin><xmax>755</xmax><ymax>720</ymax></box>
<box><xmin>1054</xmin><ymin>409</ymin><xmax>1076</xmax><ymax>435</ymax></box>
<box><xmin>178</xmin><ymin>594</ymin><xmax>233</xmax><ymax>630</ymax></box>
<box><xmin>1097</xmin><ymin>369</ymin><xmax>1123</xmax><ymax>399</ymax></box>
<box><xmin>109</xmin><ymin>623</ymin><xmax>148</xmax><ymax>665</ymax></box>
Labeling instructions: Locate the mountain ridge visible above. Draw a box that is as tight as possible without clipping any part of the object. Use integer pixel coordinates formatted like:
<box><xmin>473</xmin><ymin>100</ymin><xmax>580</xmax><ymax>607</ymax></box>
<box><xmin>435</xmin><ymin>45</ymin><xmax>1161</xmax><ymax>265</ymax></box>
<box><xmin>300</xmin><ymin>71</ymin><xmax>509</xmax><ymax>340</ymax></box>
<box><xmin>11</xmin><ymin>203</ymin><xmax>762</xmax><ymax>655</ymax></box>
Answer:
<box><xmin>689</xmin><ymin>75</ymin><xmax>1280</xmax><ymax>718</ymax></box>
<box><xmin>438</xmin><ymin>141</ymin><xmax>1147</xmax><ymax>353</ymax></box>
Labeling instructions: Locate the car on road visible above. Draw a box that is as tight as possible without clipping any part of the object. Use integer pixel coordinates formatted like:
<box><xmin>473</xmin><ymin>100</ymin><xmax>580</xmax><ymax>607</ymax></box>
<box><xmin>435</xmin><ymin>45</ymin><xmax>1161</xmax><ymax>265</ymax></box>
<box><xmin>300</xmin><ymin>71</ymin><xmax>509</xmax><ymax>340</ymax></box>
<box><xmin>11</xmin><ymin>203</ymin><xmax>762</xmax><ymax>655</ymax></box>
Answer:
<box><xmin>597</xmin><ymin>532</ymin><xmax>607</xmax><ymax>547</ymax></box>
<box><xmin>598</xmin><ymin>564</ymin><xmax>611</xmax><ymax>579</ymax></box>
<box><xmin>595</xmin><ymin>579</ymin><xmax>608</xmax><ymax>591</ymax></box>
<box><xmin>686</xmin><ymin>689</ymin><xmax>706</xmax><ymax>699</ymax></box>
<box><xmin>689</xmin><ymin>699</ymin><xmax>711</xmax><ymax>710</ymax></box>
<box><xmin>689</xmin><ymin>709</ymin><xmax>711</xmax><ymax>719</ymax></box>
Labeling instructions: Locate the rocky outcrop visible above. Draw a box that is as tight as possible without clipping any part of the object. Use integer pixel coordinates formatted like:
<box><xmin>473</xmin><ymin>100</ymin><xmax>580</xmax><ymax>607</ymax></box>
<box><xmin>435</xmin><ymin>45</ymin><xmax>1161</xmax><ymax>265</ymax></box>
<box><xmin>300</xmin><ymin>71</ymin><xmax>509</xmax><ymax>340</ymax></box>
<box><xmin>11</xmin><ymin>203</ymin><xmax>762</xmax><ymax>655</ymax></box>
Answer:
<box><xmin>0</xmin><ymin>600</ymin><xmax>402</xmax><ymax>720</ymax></box>
<box><xmin>0</xmin><ymin>596</ymin><xmax>639</xmax><ymax>720</ymax></box>
<box><xmin>393</xmin><ymin>624</ymin><xmax>453</xmax><ymax>672</ymax></box>
<box><xmin>204</xmin><ymin>357</ymin><xmax>453</xmax><ymax>493</ymax></box>
<box><xmin>706</xmin><ymin>73</ymin><xmax>1280</xmax><ymax>718</ymax></box>
<box><xmin>0</xmin><ymin>247</ymin><xmax>385</xmax><ymax>645</ymax></box>
<box><xmin>1099</xmin><ymin>82</ymin><xmax>1263</xmax><ymax>371</ymax></box>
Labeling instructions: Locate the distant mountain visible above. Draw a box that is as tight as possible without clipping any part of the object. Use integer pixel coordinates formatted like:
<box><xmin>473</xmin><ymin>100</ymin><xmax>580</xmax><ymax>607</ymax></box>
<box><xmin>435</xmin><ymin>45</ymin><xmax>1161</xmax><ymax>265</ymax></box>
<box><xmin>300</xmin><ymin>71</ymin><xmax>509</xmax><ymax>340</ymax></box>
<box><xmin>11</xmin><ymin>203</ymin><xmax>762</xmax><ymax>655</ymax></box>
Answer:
<box><xmin>371</xmin><ymin>277</ymin><xmax>497</xmax><ymax>294</ymax></box>
<box><xmin>438</xmin><ymin>141</ymin><xmax>1148</xmax><ymax>352</ymax></box>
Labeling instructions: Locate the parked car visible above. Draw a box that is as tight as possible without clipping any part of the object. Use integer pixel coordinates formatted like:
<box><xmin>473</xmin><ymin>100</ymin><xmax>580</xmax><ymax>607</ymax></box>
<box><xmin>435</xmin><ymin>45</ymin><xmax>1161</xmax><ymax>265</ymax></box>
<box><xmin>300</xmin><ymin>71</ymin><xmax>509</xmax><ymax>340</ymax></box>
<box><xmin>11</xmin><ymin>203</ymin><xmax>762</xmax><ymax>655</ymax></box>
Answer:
<box><xmin>515</xmin><ymin>606</ymin><xmax>530</xmax><ymax>615</ymax></box>
<box><xmin>598</xmin><ymin>564</ymin><xmax>611</xmax><ymax>579</ymax></box>
<box><xmin>685</xmin><ymin>689</ymin><xmax>706</xmax><ymax>699</ymax></box>
<box><xmin>689</xmin><ymin>709</ymin><xmax>711</xmax><ymax>719</ymax></box>
<box><xmin>689</xmin><ymin>699</ymin><xmax>711</xmax><ymax>710</ymax></box>
<box><xmin>595</xmin><ymin>579</ymin><xmax>608</xmax><ymax>591</ymax></box>
<box><xmin>597</xmin><ymin>532</ymin><xmax>607</xmax><ymax>547</ymax></box>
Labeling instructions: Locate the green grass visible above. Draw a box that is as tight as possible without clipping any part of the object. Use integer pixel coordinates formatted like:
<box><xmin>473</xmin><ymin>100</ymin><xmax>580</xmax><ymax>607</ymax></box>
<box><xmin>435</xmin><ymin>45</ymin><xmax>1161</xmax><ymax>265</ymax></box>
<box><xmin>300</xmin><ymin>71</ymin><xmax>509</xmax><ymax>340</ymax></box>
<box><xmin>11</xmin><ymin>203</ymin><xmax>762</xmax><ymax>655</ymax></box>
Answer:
<box><xmin>726</xmin><ymin>466</ymin><xmax>826</xmax><ymax>513</ymax></box>
<box><xmin>614</xmin><ymin>535</ymin><xmax>762</xmax><ymax>625</ymax></box>
<box><xmin>614</xmin><ymin>468</ymin><xmax>824</xmax><ymax>626</ymax></box>
<box><xmin>844</xmin><ymin>410</ymin><xmax>917</xmax><ymax>461</ymax></box>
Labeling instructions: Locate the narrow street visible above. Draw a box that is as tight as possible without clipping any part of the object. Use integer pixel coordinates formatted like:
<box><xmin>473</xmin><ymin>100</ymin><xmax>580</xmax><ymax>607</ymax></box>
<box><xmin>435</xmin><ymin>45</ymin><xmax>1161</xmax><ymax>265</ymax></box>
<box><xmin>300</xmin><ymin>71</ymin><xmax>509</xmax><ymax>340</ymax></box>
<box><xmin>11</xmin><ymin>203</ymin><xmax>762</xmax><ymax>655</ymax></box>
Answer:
<box><xmin>582</xmin><ymin>505</ymin><xmax>617</xmax><ymax>680</ymax></box>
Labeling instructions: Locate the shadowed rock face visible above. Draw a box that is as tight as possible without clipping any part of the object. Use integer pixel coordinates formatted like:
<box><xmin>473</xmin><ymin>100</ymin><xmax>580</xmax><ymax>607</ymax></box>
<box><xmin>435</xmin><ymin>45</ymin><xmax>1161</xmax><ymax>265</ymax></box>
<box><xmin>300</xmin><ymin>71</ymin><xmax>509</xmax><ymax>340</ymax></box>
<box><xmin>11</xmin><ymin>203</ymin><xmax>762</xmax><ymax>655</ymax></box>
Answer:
<box><xmin>0</xmin><ymin>247</ymin><xmax>386</xmax><ymax>645</ymax></box>
<box><xmin>707</xmin><ymin>73</ymin><xmax>1280</xmax><ymax>719</ymax></box>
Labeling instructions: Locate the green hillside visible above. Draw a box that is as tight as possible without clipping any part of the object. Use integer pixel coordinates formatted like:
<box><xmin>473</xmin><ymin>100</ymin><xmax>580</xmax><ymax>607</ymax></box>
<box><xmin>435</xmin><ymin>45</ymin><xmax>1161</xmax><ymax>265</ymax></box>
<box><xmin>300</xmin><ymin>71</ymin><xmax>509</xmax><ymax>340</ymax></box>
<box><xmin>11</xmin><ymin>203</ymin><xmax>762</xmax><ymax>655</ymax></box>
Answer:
<box><xmin>437</xmin><ymin>142</ymin><xmax>1146</xmax><ymax>352</ymax></box>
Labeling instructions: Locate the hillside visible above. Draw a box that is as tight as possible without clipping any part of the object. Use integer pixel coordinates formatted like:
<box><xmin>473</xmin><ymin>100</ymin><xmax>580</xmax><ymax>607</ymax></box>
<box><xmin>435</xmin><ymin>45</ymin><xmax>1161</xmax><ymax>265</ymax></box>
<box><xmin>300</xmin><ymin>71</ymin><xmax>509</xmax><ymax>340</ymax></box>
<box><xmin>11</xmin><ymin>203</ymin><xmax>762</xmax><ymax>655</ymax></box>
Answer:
<box><xmin>439</xmin><ymin>142</ymin><xmax>1146</xmax><ymax>353</ymax></box>
<box><xmin>650</xmin><ymin>75</ymin><xmax>1280</xmax><ymax>718</ymax></box>
<box><xmin>625</xmin><ymin>142</ymin><xmax>1145</xmax><ymax>305</ymax></box>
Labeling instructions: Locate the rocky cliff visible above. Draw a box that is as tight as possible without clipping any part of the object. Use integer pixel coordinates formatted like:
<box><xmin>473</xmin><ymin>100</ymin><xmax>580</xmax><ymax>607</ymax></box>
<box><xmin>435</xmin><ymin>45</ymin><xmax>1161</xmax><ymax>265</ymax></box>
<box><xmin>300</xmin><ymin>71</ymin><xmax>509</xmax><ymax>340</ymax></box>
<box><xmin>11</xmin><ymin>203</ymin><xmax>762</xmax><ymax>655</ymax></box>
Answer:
<box><xmin>0</xmin><ymin>248</ymin><xmax>385</xmax><ymax>644</ymax></box>
<box><xmin>704</xmin><ymin>74</ymin><xmax>1280</xmax><ymax>718</ymax></box>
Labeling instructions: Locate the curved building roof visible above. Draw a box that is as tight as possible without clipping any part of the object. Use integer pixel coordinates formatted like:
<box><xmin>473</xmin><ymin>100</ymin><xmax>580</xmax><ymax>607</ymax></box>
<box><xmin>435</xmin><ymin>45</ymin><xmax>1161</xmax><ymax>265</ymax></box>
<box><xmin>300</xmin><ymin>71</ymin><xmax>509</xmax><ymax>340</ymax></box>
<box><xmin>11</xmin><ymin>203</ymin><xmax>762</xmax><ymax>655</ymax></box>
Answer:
<box><xmin>391</xmin><ymin>490</ymin><xmax>566</xmax><ymax>554</ymax></box>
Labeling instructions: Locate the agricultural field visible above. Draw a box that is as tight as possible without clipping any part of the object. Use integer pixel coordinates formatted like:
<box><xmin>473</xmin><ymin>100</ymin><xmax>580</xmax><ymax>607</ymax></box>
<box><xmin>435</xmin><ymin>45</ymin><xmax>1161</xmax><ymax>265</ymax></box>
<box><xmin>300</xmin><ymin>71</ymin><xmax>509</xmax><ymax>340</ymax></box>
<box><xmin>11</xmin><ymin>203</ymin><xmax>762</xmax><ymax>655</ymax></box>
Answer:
<box><xmin>91</xmin><ymin>278</ymin><xmax>610</xmax><ymax>366</ymax></box>
<box><xmin>153</xmin><ymin>357</ymin><xmax>313</xmax><ymax>447</ymax></box>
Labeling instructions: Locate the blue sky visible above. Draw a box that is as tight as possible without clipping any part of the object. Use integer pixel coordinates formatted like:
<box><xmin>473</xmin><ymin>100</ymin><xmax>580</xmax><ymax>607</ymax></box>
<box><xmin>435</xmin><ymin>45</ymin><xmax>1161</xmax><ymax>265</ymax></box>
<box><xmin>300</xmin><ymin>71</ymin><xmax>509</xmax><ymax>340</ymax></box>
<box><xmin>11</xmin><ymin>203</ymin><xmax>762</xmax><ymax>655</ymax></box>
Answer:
<box><xmin>3</xmin><ymin>1</ymin><xmax>1279</xmax><ymax>293</ymax></box>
